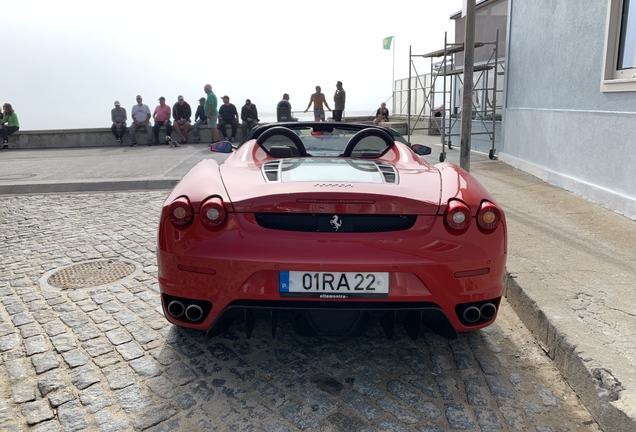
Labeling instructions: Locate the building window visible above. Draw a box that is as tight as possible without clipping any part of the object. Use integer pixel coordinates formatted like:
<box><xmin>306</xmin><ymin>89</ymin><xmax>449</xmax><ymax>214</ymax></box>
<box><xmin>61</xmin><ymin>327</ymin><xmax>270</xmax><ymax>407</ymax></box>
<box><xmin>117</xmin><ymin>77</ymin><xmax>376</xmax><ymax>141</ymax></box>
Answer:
<box><xmin>602</xmin><ymin>0</ymin><xmax>636</xmax><ymax>91</ymax></box>
<box><xmin>618</xmin><ymin>0</ymin><xmax>636</xmax><ymax>69</ymax></box>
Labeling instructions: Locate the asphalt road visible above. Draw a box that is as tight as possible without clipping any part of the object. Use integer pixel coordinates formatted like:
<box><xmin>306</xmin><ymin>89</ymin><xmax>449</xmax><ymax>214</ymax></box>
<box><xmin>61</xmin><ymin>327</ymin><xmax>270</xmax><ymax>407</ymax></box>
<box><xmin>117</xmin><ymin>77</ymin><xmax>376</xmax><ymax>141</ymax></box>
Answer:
<box><xmin>0</xmin><ymin>189</ymin><xmax>600</xmax><ymax>431</ymax></box>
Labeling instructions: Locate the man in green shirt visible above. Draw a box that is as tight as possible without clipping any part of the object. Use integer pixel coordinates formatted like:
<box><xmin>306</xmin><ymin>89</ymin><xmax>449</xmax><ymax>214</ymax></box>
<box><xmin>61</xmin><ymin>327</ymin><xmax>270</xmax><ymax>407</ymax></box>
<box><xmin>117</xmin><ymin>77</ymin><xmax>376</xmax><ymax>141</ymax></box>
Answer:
<box><xmin>1</xmin><ymin>103</ymin><xmax>20</xmax><ymax>149</ymax></box>
<box><xmin>204</xmin><ymin>84</ymin><xmax>219</xmax><ymax>143</ymax></box>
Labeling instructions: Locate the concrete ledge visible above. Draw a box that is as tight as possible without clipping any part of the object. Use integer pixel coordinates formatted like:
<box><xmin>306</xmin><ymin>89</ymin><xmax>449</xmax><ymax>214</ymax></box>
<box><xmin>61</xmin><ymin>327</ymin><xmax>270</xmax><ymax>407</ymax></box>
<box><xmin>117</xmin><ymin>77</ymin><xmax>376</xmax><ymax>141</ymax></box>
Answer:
<box><xmin>504</xmin><ymin>274</ymin><xmax>636</xmax><ymax>432</ymax></box>
<box><xmin>378</xmin><ymin>121</ymin><xmax>407</xmax><ymax>135</ymax></box>
<box><xmin>0</xmin><ymin>179</ymin><xmax>179</xmax><ymax>194</ymax></box>
<box><xmin>5</xmin><ymin>126</ymin><xmax>231</xmax><ymax>150</ymax></box>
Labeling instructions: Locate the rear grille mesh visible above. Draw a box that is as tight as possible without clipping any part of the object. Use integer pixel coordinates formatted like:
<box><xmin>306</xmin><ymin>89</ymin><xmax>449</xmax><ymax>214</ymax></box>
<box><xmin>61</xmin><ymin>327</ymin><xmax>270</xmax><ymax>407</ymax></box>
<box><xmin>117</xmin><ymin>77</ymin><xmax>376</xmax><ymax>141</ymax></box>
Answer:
<box><xmin>254</xmin><ymin>213</ymin><xmax>417</xmax><ymax>232</ymax></box>
<box><xmin>308</xmin><ymin>310</ymin><xmax>361</xmax><ymax>335</ymax></box>
<box><xmin>375</xmin><ymin>162</ymin><xmax>398</xmax><ymax>184</ymax></box>
<box><xmin>262</xmin><ymin>160</ymin><xmax>296</xmax><ymax>182</ymax></box>
<box><xmin>262</xmin><ymin>160</ymin><xmax>281</xmax><ymax>182</ymax></box>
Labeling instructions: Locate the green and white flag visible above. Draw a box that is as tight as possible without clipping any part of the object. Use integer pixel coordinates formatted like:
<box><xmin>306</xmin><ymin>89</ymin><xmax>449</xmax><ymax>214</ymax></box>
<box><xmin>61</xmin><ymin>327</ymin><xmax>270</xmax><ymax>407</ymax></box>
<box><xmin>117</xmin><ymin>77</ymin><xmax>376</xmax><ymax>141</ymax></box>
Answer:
<box><xmin>382</xmin><ymin>36</ymin><xmax>393</xmax><ymax>50</ymax></box>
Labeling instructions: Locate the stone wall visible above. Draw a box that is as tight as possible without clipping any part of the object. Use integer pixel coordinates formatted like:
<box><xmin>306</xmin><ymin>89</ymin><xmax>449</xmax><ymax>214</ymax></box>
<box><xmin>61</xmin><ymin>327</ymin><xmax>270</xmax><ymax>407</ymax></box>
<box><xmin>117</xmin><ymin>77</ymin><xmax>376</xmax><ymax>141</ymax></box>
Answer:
<box><xmin>5</xmin><ymin>118</ymin><xmax>409</xmax><ymax>150</ymax></box>
<box><xmin>5</xmin><ymin>125</ymin><xmax>221</xmax><ymax>150</ymax></box>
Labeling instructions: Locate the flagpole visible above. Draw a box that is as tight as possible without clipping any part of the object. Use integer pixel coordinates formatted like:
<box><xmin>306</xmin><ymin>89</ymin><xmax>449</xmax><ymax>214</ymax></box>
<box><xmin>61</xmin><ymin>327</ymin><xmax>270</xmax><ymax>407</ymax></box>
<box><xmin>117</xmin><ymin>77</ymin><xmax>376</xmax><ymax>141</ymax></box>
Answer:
<box><xmin>392</xmin><ymin>35</ymin><xmax>395</xmax><ymax>104</ymax></box>
<box><xmin>382</xmin><ymin>35</ymin><xmax>396</xmax><ymax>109</ymax></box>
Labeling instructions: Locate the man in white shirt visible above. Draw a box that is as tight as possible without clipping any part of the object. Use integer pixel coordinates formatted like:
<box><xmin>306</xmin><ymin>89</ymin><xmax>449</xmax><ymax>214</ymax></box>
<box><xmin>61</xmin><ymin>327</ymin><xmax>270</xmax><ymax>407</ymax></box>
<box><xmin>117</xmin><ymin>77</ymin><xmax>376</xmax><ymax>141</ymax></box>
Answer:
<box><xmin>129</xmin><ymin>95</ymin><xmax>153</xmax><ymax>146</ymax></box>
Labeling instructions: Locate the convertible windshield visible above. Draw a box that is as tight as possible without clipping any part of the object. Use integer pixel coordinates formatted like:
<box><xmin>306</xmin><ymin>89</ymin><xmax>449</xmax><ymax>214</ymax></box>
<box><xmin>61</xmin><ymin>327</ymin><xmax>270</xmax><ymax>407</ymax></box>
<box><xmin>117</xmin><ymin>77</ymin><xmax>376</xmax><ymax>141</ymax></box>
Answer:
<box><xmin>244</xmin><ymin>124</ymin><xmax>398</xmax><ymax>158</ymax></box>
<box><xmin>294</xmin><ymin>127</ymin><xmax>357</xmax><ymax>156</ymax></box>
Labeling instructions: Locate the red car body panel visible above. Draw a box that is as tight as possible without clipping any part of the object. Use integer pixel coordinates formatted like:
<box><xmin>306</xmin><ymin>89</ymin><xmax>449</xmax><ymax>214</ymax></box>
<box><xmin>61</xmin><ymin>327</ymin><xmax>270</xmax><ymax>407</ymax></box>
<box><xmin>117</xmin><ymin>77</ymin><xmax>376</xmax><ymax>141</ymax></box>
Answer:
<box><xmin>221</xmin><ymin>143</ymin><xmax>441</xmax><ymax>215</ymax></box>
<box><xmin>156</xmin><ymin>124</ymin><xmax>507</xmax><ymax>338</ymax></box>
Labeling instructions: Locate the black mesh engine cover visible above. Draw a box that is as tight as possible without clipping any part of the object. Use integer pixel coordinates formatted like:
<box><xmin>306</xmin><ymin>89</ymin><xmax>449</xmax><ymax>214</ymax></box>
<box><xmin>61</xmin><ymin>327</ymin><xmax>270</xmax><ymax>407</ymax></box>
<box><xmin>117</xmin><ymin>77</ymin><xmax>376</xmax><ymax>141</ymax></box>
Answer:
<box><xmin>254</xmin><ymin>213</ymin><xmax>417</xmax><ymax>233</ymax></box>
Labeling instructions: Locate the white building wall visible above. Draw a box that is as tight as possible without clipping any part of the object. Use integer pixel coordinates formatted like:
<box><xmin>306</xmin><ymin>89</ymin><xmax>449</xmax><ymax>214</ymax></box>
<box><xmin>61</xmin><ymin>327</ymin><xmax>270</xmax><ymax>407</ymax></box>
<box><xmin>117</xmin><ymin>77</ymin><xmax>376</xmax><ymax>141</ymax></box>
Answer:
<box><xmin>501</xmin><ymin>0</ymin><xmax>636</xmax><ymax>219</ymax></box>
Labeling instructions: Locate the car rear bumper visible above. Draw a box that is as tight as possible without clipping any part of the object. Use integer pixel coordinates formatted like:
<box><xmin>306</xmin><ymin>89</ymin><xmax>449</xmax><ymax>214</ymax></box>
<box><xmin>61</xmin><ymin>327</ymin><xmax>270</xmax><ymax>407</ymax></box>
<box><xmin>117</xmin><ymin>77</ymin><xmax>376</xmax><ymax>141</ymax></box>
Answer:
<box><xmin>206</xmin><ymin>300</ymin><xmax>462</xmax><ymax>339</ymax></box>
<box><xmin>157</xmin><ymin>214</ymin><xmax>506</xmax><ymax>338</ymax></box>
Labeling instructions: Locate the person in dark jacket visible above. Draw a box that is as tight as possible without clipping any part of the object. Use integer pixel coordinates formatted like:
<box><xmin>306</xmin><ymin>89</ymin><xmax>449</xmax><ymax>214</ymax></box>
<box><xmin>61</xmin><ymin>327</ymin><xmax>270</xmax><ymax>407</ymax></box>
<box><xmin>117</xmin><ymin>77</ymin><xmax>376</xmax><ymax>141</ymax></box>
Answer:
<box><xmin>276</xmin><ymin>93</ymin><xmax>298</xmax><ymax>122</ymax></box>
<box><xmin>192</xmin><ymin>97</ymin><xmax>207</xmax><ymax>143</ymax></box>
<box><xmin>172</xmin><ymin>96</ymin><xmax>192</xmax><ymax>143</ymax></box>
<box><xmin>218</xmin><ymin>95</ymin><xmax>239</xmax><ymax>142</ymax></box>
<box><xmin>241</xmin><ymin>99</ymin><xmax>259</xmax><ymax>138</ymax></box>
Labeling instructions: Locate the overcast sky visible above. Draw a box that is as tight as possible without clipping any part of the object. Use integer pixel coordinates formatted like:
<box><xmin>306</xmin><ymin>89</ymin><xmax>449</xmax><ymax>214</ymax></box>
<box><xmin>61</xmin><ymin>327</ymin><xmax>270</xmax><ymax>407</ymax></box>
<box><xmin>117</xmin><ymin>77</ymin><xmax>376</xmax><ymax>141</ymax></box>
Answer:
<box><xmin>6</xmin><ymin>0</ymin><xmax>463</xmax><ymax>130</ymax></box>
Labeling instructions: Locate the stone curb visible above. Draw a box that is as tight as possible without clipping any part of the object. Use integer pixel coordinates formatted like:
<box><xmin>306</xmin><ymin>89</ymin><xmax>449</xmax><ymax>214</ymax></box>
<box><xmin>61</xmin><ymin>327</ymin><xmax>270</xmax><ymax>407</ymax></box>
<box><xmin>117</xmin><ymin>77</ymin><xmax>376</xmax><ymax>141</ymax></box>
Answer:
<box><xmin>504</xmin><ymin>272</ymin><xmax>636</xmax><ymax>432</ymax></box>
<box><xmin>0</xmin><ymin>179</ymin><xmax>178</xmax><ymax>195</ymax></box>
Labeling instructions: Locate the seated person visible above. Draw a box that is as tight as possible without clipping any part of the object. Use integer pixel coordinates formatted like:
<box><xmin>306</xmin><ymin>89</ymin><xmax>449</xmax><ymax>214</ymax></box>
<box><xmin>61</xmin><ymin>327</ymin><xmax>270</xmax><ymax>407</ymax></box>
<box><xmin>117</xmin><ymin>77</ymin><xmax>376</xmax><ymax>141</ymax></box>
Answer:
<box><xmin>241</xmin><ymin>99</ymin><xmax>259</xmax><ymax>137</ymax></box>
<box><xmin>172</xmin><ymin>95</ymin><xmax>192</xmax><ymax>143</ymax></box>
<box><xmin>373</xmin><ymin>102</ymin><xmax>389</xmax><ymax>125</ymax></box>
<box><xmin>1</xmin><ymin>103</ymin><xmax>19</xmax><ymax>149</ymax></box>
<box><xmin>192</xmin><ymin>97</ymin><xmax>207</xmax><ymax>143</ymax></box>
<box><xmin>153</xmin><ymin>96</ymin><xmax>172</xmax><ymax>145</ymax></box>
<box><xmin>276</xmin><ymin>93</ymin><xmax>298</xmax><ymax>122</ymax></box>
<box><xmin>218</xmin><ymin>95</ymin><xmax>239</xmax><ymax>142</ymax></box>
<box><xmin>111</xmin><ymin>101</ymin><xmax>127</xmax><ymax>144</ymax></box>
<box><xmin>129</xmin><ymin>95</ymin><xmax>153</xmax><ymax>146</ymax></box>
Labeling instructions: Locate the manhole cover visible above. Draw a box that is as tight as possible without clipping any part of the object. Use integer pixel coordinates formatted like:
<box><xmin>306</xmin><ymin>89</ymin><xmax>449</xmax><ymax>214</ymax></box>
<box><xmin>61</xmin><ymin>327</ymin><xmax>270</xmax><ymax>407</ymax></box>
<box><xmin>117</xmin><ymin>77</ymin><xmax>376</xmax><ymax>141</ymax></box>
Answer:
<box><xmin>47</xmin><ymin>260</ymin><xmax>137</xmax><ymax>289</ymax></box>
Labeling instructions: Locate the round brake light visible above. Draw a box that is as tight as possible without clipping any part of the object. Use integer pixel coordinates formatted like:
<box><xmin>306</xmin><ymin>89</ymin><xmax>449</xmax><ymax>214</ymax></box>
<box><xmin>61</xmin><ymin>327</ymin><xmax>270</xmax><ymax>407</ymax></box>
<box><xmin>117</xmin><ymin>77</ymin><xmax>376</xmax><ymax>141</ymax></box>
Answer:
<box><xmin>174</xmin><ymin>207</ymin><xmax>187</xmax><ymax>219</ymax></box>
<box><xmin>200</xmin><ymin>197</ymin><xmax>226</xmax><ymax>227</ymax></box>
<box><xmin>453</xmin><ymin>212</ymin><xmax>466</xmax><ymax>224</ymax></box>
<box><xmin>477</xmin><ymin>201</ymin><xmax>500</xmax><ymax>230</ymax></box>
<box><xmin>168</xmin><ymin>197</ymin><xmax>193</xmax><ymax>226</ymax></box>
<box><xmin>445</xmin><ymin>199</ymin><xmax>471</xmax><ymax>230</ymax></box>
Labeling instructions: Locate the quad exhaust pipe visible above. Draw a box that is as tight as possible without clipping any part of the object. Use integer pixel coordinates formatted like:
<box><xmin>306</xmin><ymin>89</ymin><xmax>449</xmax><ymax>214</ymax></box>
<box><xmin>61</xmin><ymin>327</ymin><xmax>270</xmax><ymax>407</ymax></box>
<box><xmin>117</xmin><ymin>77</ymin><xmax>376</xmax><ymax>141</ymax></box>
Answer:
<box><xmin>168</xmin><ymin>301</ymin><xmax>185</xmax><ymax>318</ymax></box>
<box><xmin>185</xmin><ymin>304</ymin><xmax>204</xmax><ymax>322</ymax></box>
<box><xmin>480</xmin><ymin>302</ymin><xmax>497</xmax><ymax>320</ymax></box>
<box><xmin>462</xmin><ymin>302</ymin><xmax>497</xmax><ymax>324</ymax></box>
<box><xmin>463</xmin><ymin>306</ymin><xmax>481</xmax><ymax>323</ymax></box>
<box><xmin>167</xmin><ymin>300</ymin><xmax>204</xmax><ymax>322</ymax></box>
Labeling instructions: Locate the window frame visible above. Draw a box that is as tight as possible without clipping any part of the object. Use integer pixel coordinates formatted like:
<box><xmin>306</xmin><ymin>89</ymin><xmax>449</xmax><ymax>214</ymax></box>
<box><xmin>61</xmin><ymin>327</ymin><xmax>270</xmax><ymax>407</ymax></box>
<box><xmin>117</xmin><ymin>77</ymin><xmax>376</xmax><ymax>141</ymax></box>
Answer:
<box><xmin>601</xmin><ymin>0</ymin><xmax>636</xmax><ymax>92</ymax></box>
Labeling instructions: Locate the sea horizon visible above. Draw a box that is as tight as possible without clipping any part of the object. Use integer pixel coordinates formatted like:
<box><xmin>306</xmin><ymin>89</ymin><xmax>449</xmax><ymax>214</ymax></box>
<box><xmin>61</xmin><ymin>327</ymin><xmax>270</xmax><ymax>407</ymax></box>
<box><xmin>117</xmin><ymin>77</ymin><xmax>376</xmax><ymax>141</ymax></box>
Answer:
<box><xmin>18</xmin><ymin>110</ymin><xmax>379</xmax><ymax>131</ymax></box>
<box><xmin>249</xmin><ymin>109</ymin><xmax>377</xmax><ymax>123</ymax></box>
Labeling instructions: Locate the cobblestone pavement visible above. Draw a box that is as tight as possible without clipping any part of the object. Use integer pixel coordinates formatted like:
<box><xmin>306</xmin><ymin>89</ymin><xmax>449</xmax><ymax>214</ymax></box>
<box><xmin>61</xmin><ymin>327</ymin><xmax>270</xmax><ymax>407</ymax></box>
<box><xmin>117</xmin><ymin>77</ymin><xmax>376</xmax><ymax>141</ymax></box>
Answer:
<box><xmin>1</xmin><ymin>191</ymin><xmax>601</xmax><ymax>432</ymax></box>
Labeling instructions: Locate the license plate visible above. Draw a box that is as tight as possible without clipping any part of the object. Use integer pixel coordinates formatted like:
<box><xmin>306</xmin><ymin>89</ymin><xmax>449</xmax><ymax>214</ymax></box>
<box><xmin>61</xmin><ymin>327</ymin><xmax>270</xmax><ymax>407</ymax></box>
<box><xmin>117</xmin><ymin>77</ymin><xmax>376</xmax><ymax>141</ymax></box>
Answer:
<box><xmin>279</xmin><ymin>271</ymin><xmax>389</xmax><ymax>298</ymax></box>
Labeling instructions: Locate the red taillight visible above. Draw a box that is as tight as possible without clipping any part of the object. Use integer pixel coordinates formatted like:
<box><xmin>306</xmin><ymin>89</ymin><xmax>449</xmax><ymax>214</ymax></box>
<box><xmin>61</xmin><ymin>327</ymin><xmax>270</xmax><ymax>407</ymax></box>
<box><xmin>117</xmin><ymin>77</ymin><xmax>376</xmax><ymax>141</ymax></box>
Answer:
<box><xmin>200</xmin><ymin>197</ymin><xmax>226</xmax><ymax>227</ymax></box>
<box><xmin>445</xmin><ymin>199</ymin><xmax>471</xmax><ymax>230</ymax></box>
<box><xmin>477</xmin><ymin>201</ymin><xmax>501</xmax><ymax>230</ymax></box>
<box><xmin>168</xmin><ymin>197</ymin><xmax>193</xmax><ymax>226</ymax></box>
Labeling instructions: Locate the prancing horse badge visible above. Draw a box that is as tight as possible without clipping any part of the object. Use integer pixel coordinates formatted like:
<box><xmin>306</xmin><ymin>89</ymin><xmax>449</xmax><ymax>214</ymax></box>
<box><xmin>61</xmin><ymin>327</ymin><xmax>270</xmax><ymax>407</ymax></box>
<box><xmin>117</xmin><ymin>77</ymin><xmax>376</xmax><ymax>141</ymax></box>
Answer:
<box><xmin>330</xmin><ymin>215</ymin><xmax>342</xmax><ymax>231</ymax></box>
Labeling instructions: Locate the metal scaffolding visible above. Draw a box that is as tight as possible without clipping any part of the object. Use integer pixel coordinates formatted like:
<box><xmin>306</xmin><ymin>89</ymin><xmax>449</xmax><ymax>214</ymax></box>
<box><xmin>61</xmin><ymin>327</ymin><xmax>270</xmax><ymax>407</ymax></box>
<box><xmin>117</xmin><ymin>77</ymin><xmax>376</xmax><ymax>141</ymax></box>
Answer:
<box><xmin>407</xmin><ymin>30</ymin><xmax>503</xmax><ymax>162</ymax></box>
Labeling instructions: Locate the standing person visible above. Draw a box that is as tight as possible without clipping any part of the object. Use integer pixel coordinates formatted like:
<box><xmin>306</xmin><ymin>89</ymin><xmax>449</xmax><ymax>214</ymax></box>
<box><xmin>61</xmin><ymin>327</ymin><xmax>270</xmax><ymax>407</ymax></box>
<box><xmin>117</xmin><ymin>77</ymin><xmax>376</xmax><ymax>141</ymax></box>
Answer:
<box><xmin>1</xmin><ymin>103</ymin><xmax>19</xmax><ymax>149</ymax></box>
<box><xmin>218</xmin><ymin>96</ymin><xmax>239</xmax><ymax>142</ymax></box>
<box><xmin>111</xmin><ymin>101</ymin><xmax>127</xmax><ymax>144</ymax></box>
<box><xmin>304</xmin><ymin>86</ymin><xmax>331</xmax><ymax>122</ymax></box>
<box><xmin>204</xmin><ymin>84</ymin><xmax>220</xmax><ymax>143</ymax></box>
<box><xmin>129</xmin><ymin>95</ymin><xmax>153</xmax><ymax>147</ymax></box>
<box><xmin>172</xmin><ymin>95</ymin><xmax>191</xmax><ymax>144</ymax></box>
<box><xmin>277</xmin><ymin>93</ymin><xmax>298</xmax><ymax>122</ymax></box>
<box><xmin>373</xmin><ymin>102</ymin><xmax>389</xmax><ymax>125</ymax></box>
<box><xmin>153</xmin><ymin>97</ymin><xmax>172</xmax><ymax>145</ymax></box>
<box><xmin>333</xmin><ymin>81</ymin><xmax>346</xmax><ymax>122</ymax></box>
<box><xmin>241</xmin><ymin>99</ymin><xmax>259</xmax><ymax>137</ymax></box>
<box><xmin>192</xmin><ymin>97</ymin><xmax>207</xmax><ymax>143</ymax></box>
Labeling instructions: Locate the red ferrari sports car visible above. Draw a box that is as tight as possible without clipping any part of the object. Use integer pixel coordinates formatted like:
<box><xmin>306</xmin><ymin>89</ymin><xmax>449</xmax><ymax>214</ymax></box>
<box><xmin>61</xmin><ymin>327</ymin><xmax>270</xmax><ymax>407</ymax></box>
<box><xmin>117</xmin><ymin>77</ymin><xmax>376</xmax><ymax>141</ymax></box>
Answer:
<box><xmin>156</xmin><ymin>123</ymin><xmax>506</xmax><ymax>339</ymax></box>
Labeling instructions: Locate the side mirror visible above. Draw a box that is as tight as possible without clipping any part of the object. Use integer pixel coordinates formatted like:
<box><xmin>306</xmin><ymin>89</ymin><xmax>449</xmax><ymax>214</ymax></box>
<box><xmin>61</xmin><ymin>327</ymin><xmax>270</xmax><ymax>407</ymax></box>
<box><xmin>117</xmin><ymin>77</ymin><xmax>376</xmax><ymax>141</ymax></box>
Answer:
<box><xmin>411</xmin><ymin>144</ymin><xmax>432</xmax><ymax>156</ymax></box>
